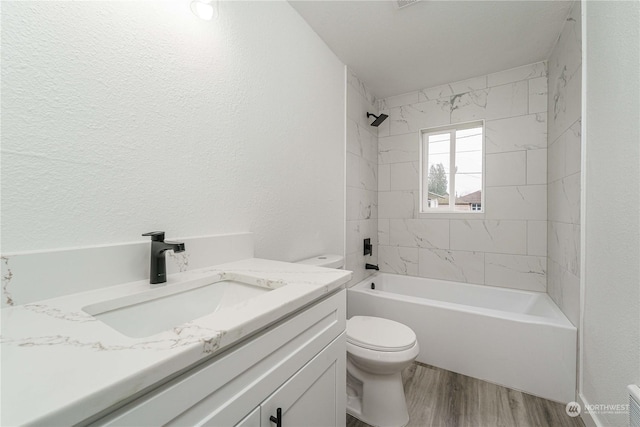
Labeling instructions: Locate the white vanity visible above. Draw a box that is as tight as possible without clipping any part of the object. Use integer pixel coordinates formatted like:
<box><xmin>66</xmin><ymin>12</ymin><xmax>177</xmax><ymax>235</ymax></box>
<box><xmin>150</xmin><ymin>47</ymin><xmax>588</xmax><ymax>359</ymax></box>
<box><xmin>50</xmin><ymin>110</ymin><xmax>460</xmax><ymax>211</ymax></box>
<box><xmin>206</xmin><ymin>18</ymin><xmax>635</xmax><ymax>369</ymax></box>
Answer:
<box><xmin>0</xmin><ymin>258</ymin><xmax>351</xmax><ymax>426</ymax></box>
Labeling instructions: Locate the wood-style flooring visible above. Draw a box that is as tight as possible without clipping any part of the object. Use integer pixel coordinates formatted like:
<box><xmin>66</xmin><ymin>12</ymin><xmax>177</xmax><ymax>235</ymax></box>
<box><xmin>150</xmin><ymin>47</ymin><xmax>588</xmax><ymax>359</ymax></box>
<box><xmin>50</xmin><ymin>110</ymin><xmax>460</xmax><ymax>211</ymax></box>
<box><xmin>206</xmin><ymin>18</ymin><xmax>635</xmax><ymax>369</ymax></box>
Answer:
<box><xmin>346</xmin><ymin>362</ymin><xmax>585</xmax><ymax>427</ymax></box>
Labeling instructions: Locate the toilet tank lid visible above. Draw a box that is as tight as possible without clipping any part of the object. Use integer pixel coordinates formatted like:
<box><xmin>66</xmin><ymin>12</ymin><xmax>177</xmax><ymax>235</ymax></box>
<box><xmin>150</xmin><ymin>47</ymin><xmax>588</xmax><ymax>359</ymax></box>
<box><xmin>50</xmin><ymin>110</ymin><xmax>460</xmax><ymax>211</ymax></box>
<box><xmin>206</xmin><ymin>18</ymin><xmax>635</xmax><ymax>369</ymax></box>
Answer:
<box><xmin>296</xmin><ymin>254</ymin><xmax>344</xmax><ymax>269</ymax></box>
<box><xmin>347</xmin><ymin>316</ymin><xmax>417</xmax><ymax>352</ymax></box>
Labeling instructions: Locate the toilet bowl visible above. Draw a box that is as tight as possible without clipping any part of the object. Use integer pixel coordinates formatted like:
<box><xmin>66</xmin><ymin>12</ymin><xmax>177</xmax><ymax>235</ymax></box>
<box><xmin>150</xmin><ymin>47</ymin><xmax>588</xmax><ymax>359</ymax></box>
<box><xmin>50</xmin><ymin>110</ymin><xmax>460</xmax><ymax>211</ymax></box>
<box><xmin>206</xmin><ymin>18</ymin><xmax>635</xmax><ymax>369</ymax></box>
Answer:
<box><xmin>346</xmin><ymin>316</ymin><xmax>419</xmax><ymax>427</ymax></box>
<box><xmin>295</xmin><ymin>256</ymin><xmax>418</xmax><ymax>426</ymax></box>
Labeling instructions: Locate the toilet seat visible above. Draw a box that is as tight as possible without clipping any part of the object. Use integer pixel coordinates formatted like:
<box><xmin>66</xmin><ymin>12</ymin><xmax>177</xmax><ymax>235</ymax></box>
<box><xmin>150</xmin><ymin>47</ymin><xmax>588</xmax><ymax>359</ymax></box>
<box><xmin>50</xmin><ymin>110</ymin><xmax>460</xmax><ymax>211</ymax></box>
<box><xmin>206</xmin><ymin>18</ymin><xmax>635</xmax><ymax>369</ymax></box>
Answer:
<box><xmin>346</xmin><ymin>316</ymin><xmax>419</xmax><ymax>426</ymax></box>
<box><xmin>347</xmin><ymin>316</ymin><xmax>417</xmax><ymax>352</ymax></box>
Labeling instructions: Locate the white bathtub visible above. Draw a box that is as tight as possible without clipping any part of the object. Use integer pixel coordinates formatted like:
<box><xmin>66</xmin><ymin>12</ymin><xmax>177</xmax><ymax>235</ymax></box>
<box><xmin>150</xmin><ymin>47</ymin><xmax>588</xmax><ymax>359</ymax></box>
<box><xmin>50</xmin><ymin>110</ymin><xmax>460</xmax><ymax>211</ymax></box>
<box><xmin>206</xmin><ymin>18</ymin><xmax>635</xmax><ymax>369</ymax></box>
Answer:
<box><xmin>347</xmin><ymin>272</ymin><xmax>577</xmax><ymax>403</ymax></box>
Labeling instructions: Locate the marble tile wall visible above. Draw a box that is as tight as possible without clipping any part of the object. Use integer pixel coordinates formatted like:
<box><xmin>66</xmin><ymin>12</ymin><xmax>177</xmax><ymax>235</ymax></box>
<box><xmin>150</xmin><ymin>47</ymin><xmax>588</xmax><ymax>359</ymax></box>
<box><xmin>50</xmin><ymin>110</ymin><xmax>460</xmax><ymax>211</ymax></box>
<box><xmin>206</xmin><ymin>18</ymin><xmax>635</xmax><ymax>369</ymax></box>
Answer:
<box><xmin>547</xmin><ymin>1</ymin><xmax>582</xmax><ymax>327</ymax></box>
<box><xmin>346</xmin><ymin>69</ymin><xmax>379</xmax><ymax>285</ymax></box>
<box><xmin>377</xmin><ymin>62</ymin><xmax>548</xmax><ymax>292</ymax></box>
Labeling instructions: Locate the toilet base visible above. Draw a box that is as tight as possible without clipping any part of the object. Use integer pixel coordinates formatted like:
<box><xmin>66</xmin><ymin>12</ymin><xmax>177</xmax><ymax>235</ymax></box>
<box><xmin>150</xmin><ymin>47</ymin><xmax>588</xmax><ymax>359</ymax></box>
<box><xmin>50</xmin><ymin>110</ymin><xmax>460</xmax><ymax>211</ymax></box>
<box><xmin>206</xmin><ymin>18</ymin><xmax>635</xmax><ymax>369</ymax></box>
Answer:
<box><xmin>346</xmin><ymin>360</ymin><xmax>410</xmax><ymax>427</ymax></box>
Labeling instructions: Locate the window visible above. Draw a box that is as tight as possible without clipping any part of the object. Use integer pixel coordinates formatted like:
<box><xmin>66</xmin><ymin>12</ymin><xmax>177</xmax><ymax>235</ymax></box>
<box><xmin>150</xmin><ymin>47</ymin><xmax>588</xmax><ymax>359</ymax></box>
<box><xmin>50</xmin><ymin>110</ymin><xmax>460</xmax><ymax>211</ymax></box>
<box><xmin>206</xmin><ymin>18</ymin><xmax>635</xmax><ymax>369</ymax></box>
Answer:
<box><xmin>420</xmin><ymin>121</ymin><xmax>484</xmax><ymax>213</ymax></box>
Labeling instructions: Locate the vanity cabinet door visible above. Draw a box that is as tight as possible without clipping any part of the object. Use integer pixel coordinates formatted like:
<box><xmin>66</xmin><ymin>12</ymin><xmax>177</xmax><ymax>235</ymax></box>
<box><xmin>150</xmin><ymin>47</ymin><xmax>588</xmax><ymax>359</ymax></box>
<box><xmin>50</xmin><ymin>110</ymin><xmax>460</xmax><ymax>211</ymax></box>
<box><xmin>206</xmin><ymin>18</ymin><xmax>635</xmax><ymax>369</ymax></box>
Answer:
<box><xmin>261</xmin><ymin>333</ymin><xmax>346</xmax><ymax>427</ymax></box>
<box><xmin>89</xmin><ymin>290</ymin><xmax>345</xmax><ymax>427</ymax></box>
<box><xmin>235</xmin><ymin>406</ymin><xmax>260</xmax><ymax>427</ymax></box>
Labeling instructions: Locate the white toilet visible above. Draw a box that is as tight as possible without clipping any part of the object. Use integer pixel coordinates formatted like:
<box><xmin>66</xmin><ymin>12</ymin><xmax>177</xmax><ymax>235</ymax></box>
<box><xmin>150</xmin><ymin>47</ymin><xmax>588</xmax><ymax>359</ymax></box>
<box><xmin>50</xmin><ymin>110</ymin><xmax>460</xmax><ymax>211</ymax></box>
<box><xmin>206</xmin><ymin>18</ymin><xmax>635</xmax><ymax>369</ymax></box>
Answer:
<box><xmin>296</xmin><ymin>255</ymin><xmax>419</xmax><ymax>427</ymax></box>
<box><xmin>346</xmin><ymin>316</ymin><xmax>419</xmax><ymax>427</ymax></box>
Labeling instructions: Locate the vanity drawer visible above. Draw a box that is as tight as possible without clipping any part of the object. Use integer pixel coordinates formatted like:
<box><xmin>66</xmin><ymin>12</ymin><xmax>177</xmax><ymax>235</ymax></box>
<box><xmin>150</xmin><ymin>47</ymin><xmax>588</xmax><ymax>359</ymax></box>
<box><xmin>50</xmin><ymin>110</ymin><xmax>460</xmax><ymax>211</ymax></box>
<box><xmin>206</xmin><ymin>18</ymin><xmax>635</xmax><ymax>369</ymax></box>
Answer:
<box><xmin>89</xmin><ymin>289</ymin><xmax>346</xmax><ymax>426</ymax></box>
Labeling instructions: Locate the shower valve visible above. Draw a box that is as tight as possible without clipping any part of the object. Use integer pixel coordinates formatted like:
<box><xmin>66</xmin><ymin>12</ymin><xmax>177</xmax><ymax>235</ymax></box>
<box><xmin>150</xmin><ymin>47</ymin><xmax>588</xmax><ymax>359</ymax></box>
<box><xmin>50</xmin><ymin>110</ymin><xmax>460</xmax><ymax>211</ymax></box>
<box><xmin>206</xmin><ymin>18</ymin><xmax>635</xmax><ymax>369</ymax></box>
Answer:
<box><xmin>364</xmin><ymin>238</ymin><xmax>372</xmax><ymax>256</ymax></box>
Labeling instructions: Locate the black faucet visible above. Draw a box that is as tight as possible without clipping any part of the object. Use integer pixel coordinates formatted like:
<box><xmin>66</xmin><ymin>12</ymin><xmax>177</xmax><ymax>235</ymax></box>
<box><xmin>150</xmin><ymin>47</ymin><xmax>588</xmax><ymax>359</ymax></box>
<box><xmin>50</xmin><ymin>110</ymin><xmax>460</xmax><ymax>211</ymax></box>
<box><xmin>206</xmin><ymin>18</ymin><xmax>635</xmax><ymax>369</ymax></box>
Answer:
<box><xmin>365</xmin><ymin>263</ymin><xmax>379</xmax><ymax>270</ymax></box>
<box><xmin>142</xmin><ymin>231</ymin><xmax>185</xmax><ymax>285</ymax></box>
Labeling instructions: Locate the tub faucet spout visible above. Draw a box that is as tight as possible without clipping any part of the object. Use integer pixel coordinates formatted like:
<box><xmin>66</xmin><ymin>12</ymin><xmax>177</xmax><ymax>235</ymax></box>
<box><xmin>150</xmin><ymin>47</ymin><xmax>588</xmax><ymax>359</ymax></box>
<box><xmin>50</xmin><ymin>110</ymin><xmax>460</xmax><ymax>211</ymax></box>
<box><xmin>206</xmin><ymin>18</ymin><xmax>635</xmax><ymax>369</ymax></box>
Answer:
<box><xmin>365</xmin><ymin>263</ymin><xmax>379</xmax><ymax>270</ymax></box>
<box><xmin>142</xmin><ymin>231</ymin><xmax>185</xmax><ymax>285</ymax></box>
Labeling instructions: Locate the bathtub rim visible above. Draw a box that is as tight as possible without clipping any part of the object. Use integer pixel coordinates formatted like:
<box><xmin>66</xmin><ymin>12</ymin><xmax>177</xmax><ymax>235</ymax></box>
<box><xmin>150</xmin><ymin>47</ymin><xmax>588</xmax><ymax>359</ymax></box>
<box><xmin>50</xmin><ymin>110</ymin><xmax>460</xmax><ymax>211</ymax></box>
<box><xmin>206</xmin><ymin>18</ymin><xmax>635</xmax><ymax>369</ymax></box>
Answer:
<box><xmin>349</xmin><ymin>272</ymin><xmax>576</xmax><ymax>330</ymax></box>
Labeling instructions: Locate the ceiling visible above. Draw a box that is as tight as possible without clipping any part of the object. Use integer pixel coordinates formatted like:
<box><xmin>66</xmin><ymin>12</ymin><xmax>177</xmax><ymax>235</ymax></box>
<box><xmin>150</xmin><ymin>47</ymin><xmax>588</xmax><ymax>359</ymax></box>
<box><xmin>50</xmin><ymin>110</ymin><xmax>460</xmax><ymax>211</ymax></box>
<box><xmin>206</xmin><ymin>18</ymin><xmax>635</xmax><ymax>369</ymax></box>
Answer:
<box><xmin>289</xmin><ymin>1</ymin><xmax>572</xmax><ymax>99</ymax></box>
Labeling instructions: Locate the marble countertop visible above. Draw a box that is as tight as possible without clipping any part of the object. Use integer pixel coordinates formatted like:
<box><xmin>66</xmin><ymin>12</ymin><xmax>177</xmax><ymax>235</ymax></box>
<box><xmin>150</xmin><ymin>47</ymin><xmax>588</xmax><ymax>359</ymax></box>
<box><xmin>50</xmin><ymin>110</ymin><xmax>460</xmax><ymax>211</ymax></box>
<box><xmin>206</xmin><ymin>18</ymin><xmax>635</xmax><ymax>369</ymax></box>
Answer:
<box><xmin>0</xmin><ymin>258</ymin><xmax>351</xmax><ymax>426</ymax></box>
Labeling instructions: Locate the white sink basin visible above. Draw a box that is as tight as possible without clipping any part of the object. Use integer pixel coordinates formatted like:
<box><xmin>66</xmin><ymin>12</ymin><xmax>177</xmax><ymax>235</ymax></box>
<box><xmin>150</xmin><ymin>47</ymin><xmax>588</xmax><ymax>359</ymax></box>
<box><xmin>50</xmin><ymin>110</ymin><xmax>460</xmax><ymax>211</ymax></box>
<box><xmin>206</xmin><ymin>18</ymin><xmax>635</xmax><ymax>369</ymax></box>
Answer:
<box><xmin>83</xmin><ymin>277</ymin><xmax>274</xmax><ymax>338</ymax></box>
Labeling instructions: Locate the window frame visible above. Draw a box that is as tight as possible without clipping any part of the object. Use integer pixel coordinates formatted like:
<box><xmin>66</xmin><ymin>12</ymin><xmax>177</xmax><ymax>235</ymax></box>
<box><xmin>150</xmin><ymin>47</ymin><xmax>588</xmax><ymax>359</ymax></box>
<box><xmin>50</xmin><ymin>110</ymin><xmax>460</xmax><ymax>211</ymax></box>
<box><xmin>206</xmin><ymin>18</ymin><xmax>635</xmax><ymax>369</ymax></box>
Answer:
<box><xmin>419</xmin><ymin>120</ymin><xmax>485</xmax><ymax>214</ymax></box>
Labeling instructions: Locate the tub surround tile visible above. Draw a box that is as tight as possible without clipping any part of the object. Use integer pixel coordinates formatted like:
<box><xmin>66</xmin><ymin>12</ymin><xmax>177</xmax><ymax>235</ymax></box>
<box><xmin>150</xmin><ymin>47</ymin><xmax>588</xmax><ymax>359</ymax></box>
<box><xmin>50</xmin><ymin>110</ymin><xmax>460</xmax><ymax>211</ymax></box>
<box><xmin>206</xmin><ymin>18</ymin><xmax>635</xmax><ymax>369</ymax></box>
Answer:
<box><xmin>377</xmin><ymin>62</ymin><xmax>549</xmax><ymax>292</ymax></box>
<box><xmin>347</xmin><ymin>85</ymin><xmax>378</xmax><ymax>131</ymax></box>
<box><xmin>359</xmin><ymin>156</ymin><xmax>378</xmax><ymax>192</ymax></box>
<box><xmin>484</xmin><ymin>185</ymin><xmax>547</xmax><ymax>221</ymax></box>
<box><xmin>563</xmin><ymin>120</ymin><xmax>582</xmax><ymax>177</ymax></box>
<box><xmin>390</xmin><ymin>162</ymin><xmax>420</xmax><ymax>191</ymax></box>
<box><xmin>1</xmin><ymin>258</ymin><xmax>352</xmax><ymax>426</ymax></box>
<box><xmin>378</xmin><ymin>245</ymin><xmax>419</xmax><ymax>276</ymax></box>
<box><xmin>526</xmin><ymin>149</ymin><xmax>547</xmax><ymax>185</ymax></box>
<box><xmin>379</xmin><ymin>91</ymin><xmax>420</xmax><ymax>109</ymax></box>
<box><xmin>549</xmin><ymin>72</ymin><xmax>582</xmax><ymax>145</ymax></box>
<box><xmin>485</xmin><ymin>151</ymin><xmax>527</xmax><ymax>187</ymax></box>
<box><xmin>389</xmin><ymin>219</ymin><xmax>450</xmax><ymax>249</ymax></box>
<box><xmin>548</xmin><ymin>119</ymin><xmax>581</xmax><ymax>183</ymax></box>
<box><xmin>547</xmin><ymin>136</ymin><xmax>564</xmax><ymax>184</ymax></box>
<box><xmin>346</xmin><ymin>220</ymin><xmax>377</xmax><ymax>256</ymax></box>
<box><xmin>486</xmin><ymin>113</ymin><xmax>547</xmax><ymax>154</ymax></box>
<box><xmin>378</xmin><ymin>191</ymin><xmax>416</xmax><ymax>219</ymax></box>
<box><xmin>449</xmin><ymin>76</ymin><xmax>489</xmax><ymax>96</ymax></box>
<box><xmin>547</xmin><ymin>258</ymin><xmax>562</xmax><ymax>307</ymax></box>
<box><xmin>450</xmin><ymin>89</ymin><xmax>489</xmax><ymax>123</ymax></box>
<box><xmin>451</xmin><ymin>81</ymin><xmax>528</xmax><ymax>123</ymax></box>
<box><xmin>562</xmin><ymin>280</ymin><xmax>580</xmax><ymax>329</ymax></box>
<box><xmin>527</xmin><ymin>221</ymin><xmax>548</xmax><ymax>257</ymax></box>
<box><xmin>345</xmin><ymin>252</ymin><xmax>365</xmax><ymax>286</ymax></box>
<box><xmin>346</xmin><ymin>187</ymin><xmax>377</xmax><ymax>221</ymax></box>
<box><xmin>389</xmin><ymin>99</ymin><xmax>451</xmax><ymax>136</ymax></box>
<box><xmin>528</xmin><ymin>76</ymin><xmax>548</xmax><ymax>114</ymax></box>
<box><xmin>547</xmin><ymin>258</ymin><xmax>580</xmax><ymax>326</ymax></box>
<box><xmin>419</xmin><ymin>248</ymin><xmax>485</xmax><ymax>284</ymax></box>
<box><xmin>378</xmin><ymin>133</ymin><xmax>420</xmax><ymax>165</ymax></box>
<box><xmin>378</xmin><ymin>164</ymin><xmax>391</xmax><ymax>192</ymax></box>
<box><xmin>376</xmin><ymin>108</ymin><xmax>390</xmax><ymax>137</ymax></box>
<box><xmin>378</xmin><ymin>219</ymin><xmax>390</xmax><ymax>246</ymax></box>
<box><xmin>346</xmin><ymin>221</ymin><xmax>360</xmax><ymax>255</ymax></box>
<box><xmin>548</xmin><ymin>221</ymin><xmax>580</xmax><ymax>277</ymax></box>
<box><xmin>487</xmin><ymin>62</ymin><xmax>547</xmax><ymax>87</ymax></box>
<box><xmin>485</xmin><ymin>253</ymin><xmax>546</xmax><ymax>292</ymax></box>
<box><xmin>450</xmin><ymin>220</ymin><xmax>527</xmax><ymax>255</ymax></box>
<box><xmin>419</xmin><ymin>76</ymin><xmax>487</xmax><ymax>102</ymax></box>
<box><xmin>346</xmin><ymin>71</ymin><xmax>379</xmax><ymax>290</ymax></box>
<box><xmin>546</xmin><ymin>2</ymin><xmax>581</xmax><ymax>323</ymax></box>
<box><xmin>347</xmin><ymin>67</ymin><xmax>377</xmax><ymax>107</ymax></box>
<box><xmin>346</xmin><ymin>152</ymin><xmax>360</xmax><ymax>189</ymax></box>
<box><xmin>346</xmin><ymin>249</ymin><xmax>378</xmax><ymax>287</ymax></box>
<box><xmin>548</xmin><ymin>3</ymin><xmax>582</xmax><ymax>144</ymax></box>
<box><xmin>346</xmin><ymin>119</ymin><xmax>378</xmax><ymax>164</ymax></box>
<box><xmin>419</xmin><ymin>84</ymin><xmax>455</xmax><ymax>102</ymax></box>
<box><xmin>547</xmin><ymin>173</ymin><xmax>580</xmax><ymax>224</ymax></box>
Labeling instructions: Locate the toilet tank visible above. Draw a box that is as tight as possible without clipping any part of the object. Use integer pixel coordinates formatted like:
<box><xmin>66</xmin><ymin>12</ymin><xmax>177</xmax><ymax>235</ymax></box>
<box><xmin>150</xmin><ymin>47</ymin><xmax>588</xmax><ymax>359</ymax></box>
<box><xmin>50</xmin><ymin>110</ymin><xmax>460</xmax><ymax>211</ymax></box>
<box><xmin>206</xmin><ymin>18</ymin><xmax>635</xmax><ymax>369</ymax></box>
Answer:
<box><xmin>296</xmin><ymin>254</ymin><xmax>344</xmax><ymax>269</ymax></box>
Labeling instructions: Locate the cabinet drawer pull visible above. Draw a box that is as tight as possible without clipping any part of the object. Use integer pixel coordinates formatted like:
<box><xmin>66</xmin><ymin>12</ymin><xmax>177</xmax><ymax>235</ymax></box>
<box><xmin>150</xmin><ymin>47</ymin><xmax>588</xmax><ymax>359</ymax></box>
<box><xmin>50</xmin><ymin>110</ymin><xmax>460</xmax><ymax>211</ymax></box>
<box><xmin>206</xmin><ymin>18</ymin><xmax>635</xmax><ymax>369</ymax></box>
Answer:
<box><xmin>269</xmin><ymin>407</ymin><xmax>282</xmax><ymax>427</ymax></box>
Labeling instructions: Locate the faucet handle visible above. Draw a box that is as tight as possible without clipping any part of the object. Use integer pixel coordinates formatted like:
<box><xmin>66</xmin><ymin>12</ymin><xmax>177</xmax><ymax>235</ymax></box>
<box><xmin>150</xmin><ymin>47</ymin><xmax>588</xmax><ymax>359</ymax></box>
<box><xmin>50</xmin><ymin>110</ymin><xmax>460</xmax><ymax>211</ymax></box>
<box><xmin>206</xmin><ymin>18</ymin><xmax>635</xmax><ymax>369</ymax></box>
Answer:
<box><xmin>142</xmin><ymin>231</ymin><xmax>165</xmax><ymax>242</ymax></box>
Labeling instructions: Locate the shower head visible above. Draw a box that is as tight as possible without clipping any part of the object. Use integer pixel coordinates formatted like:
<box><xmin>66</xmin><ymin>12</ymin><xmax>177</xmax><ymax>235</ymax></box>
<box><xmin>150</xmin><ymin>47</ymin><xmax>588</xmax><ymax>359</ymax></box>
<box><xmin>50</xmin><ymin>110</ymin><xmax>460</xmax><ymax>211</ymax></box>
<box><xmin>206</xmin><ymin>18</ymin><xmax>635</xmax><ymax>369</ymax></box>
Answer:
<box><xmin>367</xmin><ymin>112</ymin><xmax>389</xmax><ymax>127</ymax></box>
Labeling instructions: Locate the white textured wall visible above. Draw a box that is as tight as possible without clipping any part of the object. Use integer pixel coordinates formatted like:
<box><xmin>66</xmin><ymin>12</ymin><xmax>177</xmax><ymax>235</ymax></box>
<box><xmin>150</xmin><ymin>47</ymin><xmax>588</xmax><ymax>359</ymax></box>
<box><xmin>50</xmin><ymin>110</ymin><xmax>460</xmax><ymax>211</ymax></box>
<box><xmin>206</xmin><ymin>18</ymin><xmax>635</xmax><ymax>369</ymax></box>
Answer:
<box><xmin>547</xmin><ymin>1</ymin><xmax>582</xmax><ymax>327</ymax></box>
<box><xmin>1</xmin><ymin>1</ymin><xmax>345</xmax><ymax>262</ymax></box>
<box><xmin>376</xmin><ymin>63</ymin><xmax>549</xmax><ymax>291</ymax></box>
<box><xmin>345</xmin><ymin>69</ymin><xmax>378</xmax><ymax>285</ymax></box>
<box><xmin>581</xmin><ymin>1</ymin><xmax>640</xmax><ymax>426</ymax></box>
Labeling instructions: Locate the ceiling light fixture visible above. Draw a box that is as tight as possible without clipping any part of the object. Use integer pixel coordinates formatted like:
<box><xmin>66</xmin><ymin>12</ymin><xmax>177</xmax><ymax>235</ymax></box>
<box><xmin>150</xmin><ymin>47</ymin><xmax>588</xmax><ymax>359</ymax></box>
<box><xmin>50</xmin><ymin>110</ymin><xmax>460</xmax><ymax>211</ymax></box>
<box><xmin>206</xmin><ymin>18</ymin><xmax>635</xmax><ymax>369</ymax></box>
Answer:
<box><xmin>191</xmin><ymin>0</ymin><xmax>218</xmax><ymax>21</ymax></box>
